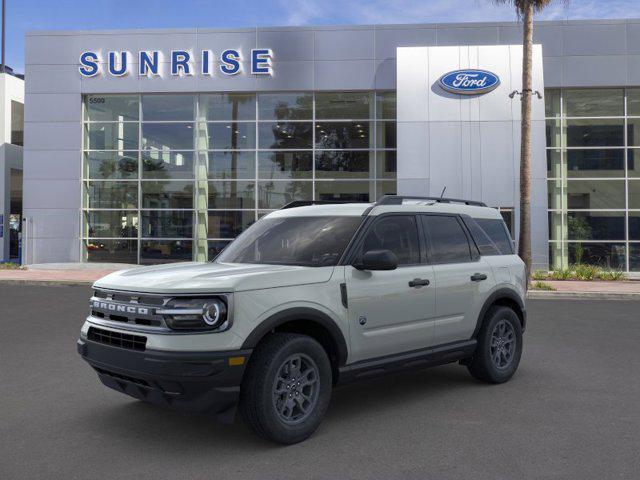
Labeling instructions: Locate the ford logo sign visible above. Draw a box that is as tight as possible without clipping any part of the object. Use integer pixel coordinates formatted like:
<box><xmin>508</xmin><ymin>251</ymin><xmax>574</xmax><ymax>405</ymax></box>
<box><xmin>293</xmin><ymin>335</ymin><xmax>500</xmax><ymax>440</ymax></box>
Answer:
<box><xmin>438</xmin><ymin>69</ymin><xmax>500</xmax><ymax>95</ymax></box>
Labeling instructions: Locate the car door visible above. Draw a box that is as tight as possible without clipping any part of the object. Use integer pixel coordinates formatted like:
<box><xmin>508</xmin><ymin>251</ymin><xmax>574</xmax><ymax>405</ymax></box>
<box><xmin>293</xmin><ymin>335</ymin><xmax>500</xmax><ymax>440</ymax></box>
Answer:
<box><xmin>345</xmin><ymin>214</ymin><xmax>436</xmax><ymax>363</ymax></box>
<box><xmin>421</xmin><ymin>214</ymin><xmax>493</xmax><ymax>345</ymax></box>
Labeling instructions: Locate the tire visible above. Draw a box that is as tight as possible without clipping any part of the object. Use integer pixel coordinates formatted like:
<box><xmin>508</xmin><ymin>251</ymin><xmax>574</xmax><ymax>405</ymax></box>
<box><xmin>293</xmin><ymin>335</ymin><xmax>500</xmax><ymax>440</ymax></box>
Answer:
<box><xmin>240</xmin><ymin>333</ymin><xmax>332</xmax><ymax>444</ymax></box>
<box><xmin>467</xmin><ymin>306</ymin><xmax>523</xmax><ymax>384</ymax></box>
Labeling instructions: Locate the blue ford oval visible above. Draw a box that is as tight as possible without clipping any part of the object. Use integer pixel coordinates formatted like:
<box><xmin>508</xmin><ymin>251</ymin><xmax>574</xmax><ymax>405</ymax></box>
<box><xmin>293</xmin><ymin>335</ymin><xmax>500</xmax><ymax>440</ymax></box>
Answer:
<box><xmin>438</xmin><ymin>69</ymin><xmax>500</xmax><ymax>95</ymax></box>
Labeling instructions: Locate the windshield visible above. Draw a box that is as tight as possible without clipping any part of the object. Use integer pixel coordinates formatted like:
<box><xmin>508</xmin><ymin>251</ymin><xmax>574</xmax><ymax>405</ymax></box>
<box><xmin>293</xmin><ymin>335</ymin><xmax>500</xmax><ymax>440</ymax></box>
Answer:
<box><xmin>216</xmin><ymin>216</ymin><xmax>363</xmax><ymax>267</ymax></box>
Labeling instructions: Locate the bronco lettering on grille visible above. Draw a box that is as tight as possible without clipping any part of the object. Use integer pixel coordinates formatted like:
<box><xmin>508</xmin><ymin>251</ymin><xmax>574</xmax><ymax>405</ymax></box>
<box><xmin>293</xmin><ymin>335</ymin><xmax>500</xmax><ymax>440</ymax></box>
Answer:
<box><xmin>91</xmin><ymin>300</ymin><xmax>150</xmax><ymax>316</ymax></box>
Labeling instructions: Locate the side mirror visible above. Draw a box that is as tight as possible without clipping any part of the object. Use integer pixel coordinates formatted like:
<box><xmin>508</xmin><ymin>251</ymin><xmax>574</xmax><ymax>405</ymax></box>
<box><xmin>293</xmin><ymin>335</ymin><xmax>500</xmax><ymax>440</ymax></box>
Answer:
<box><xmin>355</xmin><ymin>249</ymin><xmax>398</xmax><ymax>271</ymax></box>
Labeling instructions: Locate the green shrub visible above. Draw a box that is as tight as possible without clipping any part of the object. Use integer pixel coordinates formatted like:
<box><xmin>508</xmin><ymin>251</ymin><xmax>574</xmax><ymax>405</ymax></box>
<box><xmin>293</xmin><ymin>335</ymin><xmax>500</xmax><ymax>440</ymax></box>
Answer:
<box><xmin>597</xmin><ymin>270</ymin><xmax>627</xmax><ymax>281</ymax></box>
<box><xmin>531</xmin><ymin>281</ymin><xmax>556</xmax><ymax>291</ymax></box>
<box><xmin>531</xmin><ymin>270</ymin><xmax>548</xmax><ymax>281</ymax></box>
<box><xmin>0</xmin><ymin>262</ymin><xmax>22</xmax><ymax>270</ymax></box>
<box><xmin>550</xmin><ymin>268</ymin><xmax>573</xmax><ymax>280</ymax></box>
<box><xmin>574</xmin><ymin>264</ymin><xmax>601</xmax><ymax>281</ymax></box>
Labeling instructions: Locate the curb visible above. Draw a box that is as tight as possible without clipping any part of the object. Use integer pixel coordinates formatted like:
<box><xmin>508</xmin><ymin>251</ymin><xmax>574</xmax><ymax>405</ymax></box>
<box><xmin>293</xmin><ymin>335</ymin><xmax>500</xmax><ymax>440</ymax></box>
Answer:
<box><xmin>527</xmin><ymin>291</ymin><xmax>640</xmax><ymax>301</ymax></box>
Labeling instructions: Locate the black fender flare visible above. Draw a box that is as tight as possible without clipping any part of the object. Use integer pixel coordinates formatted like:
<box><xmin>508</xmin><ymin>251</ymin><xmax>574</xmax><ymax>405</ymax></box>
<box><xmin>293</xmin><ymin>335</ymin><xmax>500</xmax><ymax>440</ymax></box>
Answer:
<box><xmin>472</xmin><ymin>288</ymin><xmax>526</xmax><ymax>339</ymax></box>
<box><xmin>241</xmin><ymin>307</ymin><xmax>349</xmax><ymax>366</ymax></box>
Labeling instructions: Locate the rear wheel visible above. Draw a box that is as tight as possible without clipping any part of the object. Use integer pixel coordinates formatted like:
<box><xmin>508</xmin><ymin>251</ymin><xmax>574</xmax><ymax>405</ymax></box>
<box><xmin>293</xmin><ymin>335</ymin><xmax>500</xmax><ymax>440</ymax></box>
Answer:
<box><xmin>240</xmin><ymin>333</ymin><xmax>332</xmax><ymax>444</ymax></box>
<box><xmin>467</xmin><ymin>306</ymin><xmax>523</xmax><ymax>383</ymax></box>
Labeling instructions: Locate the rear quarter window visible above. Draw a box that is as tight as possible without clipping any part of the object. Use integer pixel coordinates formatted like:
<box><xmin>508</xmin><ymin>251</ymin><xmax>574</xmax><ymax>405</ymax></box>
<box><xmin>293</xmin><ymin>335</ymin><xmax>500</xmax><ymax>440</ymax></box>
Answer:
<box><xmin>474</xmin><ymin>218</ymin><xmax>514</xmax><ymax>255</ymax></box>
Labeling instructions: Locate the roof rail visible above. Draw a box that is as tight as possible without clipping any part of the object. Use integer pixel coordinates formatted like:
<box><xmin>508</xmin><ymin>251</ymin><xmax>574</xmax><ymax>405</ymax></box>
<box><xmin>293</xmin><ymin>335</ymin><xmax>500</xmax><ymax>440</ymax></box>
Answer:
<box><xmin>376</xmin><ymin>195</ymin><xmax>487</xmax><ymax>207</ymax></box>
<box><xmin>280</xmin><ymin>200</ymin><xmax>351</xmax><ymax>210</ymax></box>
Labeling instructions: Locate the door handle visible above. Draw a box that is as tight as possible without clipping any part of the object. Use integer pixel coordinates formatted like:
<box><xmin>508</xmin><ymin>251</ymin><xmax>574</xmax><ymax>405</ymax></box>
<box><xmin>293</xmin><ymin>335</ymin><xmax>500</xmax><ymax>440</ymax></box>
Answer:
<box><xmin>471</xmin><ymin>273</ymin><xmax>488</xmax><ymax>282</ymax></box>
<box><xmin>409</xmin><ymin>278</ymin><xmax>430</xmax><ymax>288</ymax></box>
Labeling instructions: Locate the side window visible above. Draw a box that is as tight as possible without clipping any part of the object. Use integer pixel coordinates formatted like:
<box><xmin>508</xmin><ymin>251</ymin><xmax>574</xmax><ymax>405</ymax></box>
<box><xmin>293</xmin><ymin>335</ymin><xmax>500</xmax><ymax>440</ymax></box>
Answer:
<box><xmin>499</xmin><ymin>209</ymin><xmax>514</xmax><ymax>236</ymax></box>
<box><xmin>423</xmin><ymin>215</ymin><xmax>472</xmax><ymax>264</ymax></box>
<box><xmin>464</xmin><ymin>217</ymin><xmax>501</xmax><ymax>256</ymax></box>
<box><xmin>475</xmin><ymin>218</ymin><xmax>514</xmax><ymax>255</ymax></box>
<box><xmin>360</xmin><ymin>215</ymin><xmax>421</xmax><ymax>265</ymax></box>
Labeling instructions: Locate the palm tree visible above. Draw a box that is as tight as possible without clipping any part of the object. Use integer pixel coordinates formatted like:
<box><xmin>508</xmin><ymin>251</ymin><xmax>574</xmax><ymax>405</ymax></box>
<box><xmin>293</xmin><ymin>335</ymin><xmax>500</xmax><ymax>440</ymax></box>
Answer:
<box><xmin>494</xmin><ymin>0</ymin><xmax>554</xmax><ymax>286</ymax></box>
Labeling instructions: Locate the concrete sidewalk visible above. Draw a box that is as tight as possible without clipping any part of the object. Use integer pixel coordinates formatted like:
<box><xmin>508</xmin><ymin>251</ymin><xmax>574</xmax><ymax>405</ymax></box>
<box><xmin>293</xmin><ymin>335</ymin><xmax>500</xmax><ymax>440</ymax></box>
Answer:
<box><xmin>528</xmin><ymin>280</ymin><xmax>640</xmax><ymax>300</ymax></box>
<box><xmin>1</xmin><ymin>264</ymin><xmax>639</xmax><ymax>300</ymax></box>
<box><xmin>0</xmin><ymin>263</ymin><xmax>131</xmax><ymax>286</ymax></box>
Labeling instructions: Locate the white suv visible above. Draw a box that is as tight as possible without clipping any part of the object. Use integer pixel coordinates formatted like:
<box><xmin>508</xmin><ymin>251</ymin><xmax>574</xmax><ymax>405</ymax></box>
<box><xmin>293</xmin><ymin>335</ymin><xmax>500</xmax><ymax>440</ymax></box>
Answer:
<box><xmin>78</xmin><ymin>195</ymin><xmax>526</xmax><ymax>444</ymax></box>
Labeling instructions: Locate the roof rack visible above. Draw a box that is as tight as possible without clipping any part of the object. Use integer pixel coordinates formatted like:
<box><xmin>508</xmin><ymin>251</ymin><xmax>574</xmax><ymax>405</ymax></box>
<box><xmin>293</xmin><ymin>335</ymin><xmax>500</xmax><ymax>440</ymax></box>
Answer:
<box><xmin>280</xmin><ymin>200</ymin><xmax>352</xmax><ymax>210</ymax></box>
<box><xmin>375</xmin><ymin>195</ymin><xmax>487</xmax><ymax>207</ymax></box>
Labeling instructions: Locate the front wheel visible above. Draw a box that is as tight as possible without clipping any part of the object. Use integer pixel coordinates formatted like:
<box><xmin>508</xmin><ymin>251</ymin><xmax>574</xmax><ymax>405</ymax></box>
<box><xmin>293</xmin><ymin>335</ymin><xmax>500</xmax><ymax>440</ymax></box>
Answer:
<box><xmin>240</xmin><ymin>333</ymin><xmax>332</xmax><ymax>444</ymax></box>
<box><xmin>467</xmin><ymin>306</ymin><xmax>523</xmax><ymax>384</ymax></box>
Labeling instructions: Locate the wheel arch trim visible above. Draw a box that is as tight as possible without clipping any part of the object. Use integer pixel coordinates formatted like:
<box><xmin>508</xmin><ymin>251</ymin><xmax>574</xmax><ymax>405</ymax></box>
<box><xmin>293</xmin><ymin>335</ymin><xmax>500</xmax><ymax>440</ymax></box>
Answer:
<box><xmin>472</xmin><ymin>288</ymin><xmax>526</xmax><ymax>339</ymax></box>
<box><xmin>241</xmin><ymin>307</ymin><xmax>349</xmax><ymax>366</ymax></box>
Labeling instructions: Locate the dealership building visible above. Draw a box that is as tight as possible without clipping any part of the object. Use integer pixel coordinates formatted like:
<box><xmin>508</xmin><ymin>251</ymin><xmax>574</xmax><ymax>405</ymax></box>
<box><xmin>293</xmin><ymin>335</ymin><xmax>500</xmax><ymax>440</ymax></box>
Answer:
<box><xmin>21</xmin><ymin>18</ymin><xmax>640</xmax><ymax>272</ymax></box>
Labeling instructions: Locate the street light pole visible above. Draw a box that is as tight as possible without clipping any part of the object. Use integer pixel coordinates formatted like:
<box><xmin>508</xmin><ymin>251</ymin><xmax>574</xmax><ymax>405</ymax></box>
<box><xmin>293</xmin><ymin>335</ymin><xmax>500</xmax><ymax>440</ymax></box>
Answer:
<box><xmin>1</xmin><ymin>0</ymin><xmax>5</xmax><ymax>74</ymax></box>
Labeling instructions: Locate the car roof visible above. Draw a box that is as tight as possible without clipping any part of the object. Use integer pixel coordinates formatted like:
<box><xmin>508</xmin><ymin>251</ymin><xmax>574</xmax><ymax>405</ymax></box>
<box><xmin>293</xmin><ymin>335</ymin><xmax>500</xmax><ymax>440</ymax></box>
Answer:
<box><xmin>267</xmin><ymin>203</ymin><xmax>371</xmax><ymax>218</ymax></box>
<box><xmin>265</xmin><ymin>201</ymin><xmax>504</xmax><ymax>220</ymax></box>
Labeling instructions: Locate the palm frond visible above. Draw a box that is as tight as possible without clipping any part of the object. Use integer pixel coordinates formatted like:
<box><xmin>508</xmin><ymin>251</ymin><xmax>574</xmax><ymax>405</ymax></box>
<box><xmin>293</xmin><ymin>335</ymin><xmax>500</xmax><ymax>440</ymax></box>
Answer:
<box><xmin>492</xmin><ymin>0</ymin><xmax>557</xmax><ymax>15</ymax></box>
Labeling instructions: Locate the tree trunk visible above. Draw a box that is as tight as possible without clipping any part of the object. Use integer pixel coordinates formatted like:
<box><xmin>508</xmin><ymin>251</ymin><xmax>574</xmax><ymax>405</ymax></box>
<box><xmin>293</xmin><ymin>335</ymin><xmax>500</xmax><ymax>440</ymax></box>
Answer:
<box><xmin>231</xmin><ymin>99</ymin><xmax>238</xmax><ymax>201</ymax></box>
<box><xmin>519</xmin><ymin>3</ymin><xmax>534</xmax><ymax>288</ymax></box>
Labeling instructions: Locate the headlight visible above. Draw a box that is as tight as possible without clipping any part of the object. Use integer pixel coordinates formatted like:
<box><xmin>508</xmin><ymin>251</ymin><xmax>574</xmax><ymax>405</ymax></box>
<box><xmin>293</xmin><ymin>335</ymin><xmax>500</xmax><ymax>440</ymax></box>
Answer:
<box><xmin>203</xmin><ymin>300</ymin><xmax>227</xmax><ymax>326</ymax></box>
<box><xmin>158</xmin><ymin>297</ymin><xmax>230</xmax><ymax>332</ymax></box>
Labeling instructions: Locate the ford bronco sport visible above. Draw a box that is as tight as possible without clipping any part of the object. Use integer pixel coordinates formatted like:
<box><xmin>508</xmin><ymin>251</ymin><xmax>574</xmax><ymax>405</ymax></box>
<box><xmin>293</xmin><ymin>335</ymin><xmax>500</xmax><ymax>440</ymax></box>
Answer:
<box><xmin>78</xmin><ymin>195</ymin><xmax>526</xmax><ymax>444</ymax></box>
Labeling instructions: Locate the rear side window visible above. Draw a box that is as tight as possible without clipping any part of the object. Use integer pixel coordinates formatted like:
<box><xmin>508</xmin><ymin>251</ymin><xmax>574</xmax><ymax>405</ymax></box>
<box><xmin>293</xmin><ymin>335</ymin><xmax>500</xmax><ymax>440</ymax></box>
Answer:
<box><xmin>475</xmin><ymin>218</ymin><xmax>514</xmax><ymax>255</ymax></box>
<box><xmin>422</xmin><ymin>215</ymin><xmax>472</xmax><ymax>264</ymax></box>
<box><xmin>464</xmin><ymin>218</ymin><xmax>501</xmax><ymax>256</ymax></box>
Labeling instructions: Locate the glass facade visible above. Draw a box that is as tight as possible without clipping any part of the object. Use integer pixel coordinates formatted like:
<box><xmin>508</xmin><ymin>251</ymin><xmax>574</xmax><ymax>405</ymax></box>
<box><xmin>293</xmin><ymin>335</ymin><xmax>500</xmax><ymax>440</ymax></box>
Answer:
<box><xmin>82</xmin><ymin>92</ymin><xmax>397</xmax><ymax>264</ymax></box>
<box><xmin>546</xmin><ymin>88</ymin><xmax>640</xmax><ymax>272</ymax></box>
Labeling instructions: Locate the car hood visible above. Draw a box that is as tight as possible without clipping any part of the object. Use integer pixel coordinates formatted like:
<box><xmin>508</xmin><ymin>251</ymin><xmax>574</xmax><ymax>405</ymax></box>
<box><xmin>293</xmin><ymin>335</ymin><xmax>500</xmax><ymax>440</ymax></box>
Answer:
<box><xmin>93</xmin><ymin>262</ymin><xmax>335</xmax><ymax>294</ymax></box>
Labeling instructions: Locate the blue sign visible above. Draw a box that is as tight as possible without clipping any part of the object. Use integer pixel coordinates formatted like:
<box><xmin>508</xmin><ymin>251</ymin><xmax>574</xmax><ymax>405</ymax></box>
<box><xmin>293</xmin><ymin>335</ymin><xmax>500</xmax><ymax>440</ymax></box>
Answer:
<box><xmin>79</xmin><ymin>48</ymin><xmax>273</xmax><ymax>77</ymax></box>
<box><xmin>438</xmin><ymin>69</ymin><xmax>500</xmax><ymax>95</ymax></box>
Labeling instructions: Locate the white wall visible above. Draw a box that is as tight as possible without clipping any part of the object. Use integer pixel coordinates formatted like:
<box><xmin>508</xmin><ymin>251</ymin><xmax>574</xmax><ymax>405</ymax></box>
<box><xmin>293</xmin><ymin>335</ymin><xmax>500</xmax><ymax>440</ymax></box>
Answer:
<box><xmin>0</xmin><ymin>73</ymin><xmax>24</xmax><ymax>143</ymax></box>
<box><xmin>396</xmin><ymin>45</ymin><xmax>548</xmax><ymax>269</ymax></box>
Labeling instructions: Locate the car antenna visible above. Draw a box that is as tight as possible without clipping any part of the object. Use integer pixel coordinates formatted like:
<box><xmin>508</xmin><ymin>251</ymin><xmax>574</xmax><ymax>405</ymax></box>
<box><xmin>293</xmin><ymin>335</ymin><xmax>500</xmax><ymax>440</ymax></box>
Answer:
<box><xmin>439</xmin><ymin>187</ymin><xmax>447</xmax><ymax>201</ymax></box>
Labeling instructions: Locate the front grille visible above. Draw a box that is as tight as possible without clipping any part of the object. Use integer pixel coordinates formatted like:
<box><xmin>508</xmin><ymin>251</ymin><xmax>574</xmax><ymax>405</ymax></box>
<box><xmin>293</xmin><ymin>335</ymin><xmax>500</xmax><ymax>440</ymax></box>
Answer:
<box><xmin>88</xmin><ymin>326</ymin><xmax>147</xmax><ymax>351</ymax></box>
<box><xmin>90</xmin><ymin>309</ymin><xmax>162</xmax><ymax>327</ymax></box>
<box><xmin>90</xmin><ymin>289</ymin><xmax>167</xmax><ymax>329</ymax></box>
<box><xmin>93</xmin><ymin>289</ymin><xmax>165</xmax><ymax>306</ymax></box>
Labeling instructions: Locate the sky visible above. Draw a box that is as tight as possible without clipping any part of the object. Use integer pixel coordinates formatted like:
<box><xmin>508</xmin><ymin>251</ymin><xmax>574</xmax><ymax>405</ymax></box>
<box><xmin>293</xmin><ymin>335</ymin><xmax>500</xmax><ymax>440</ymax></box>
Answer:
<box><xmin>5</xmin><ymin>0</ymin><xmax>640</xmax><ymax>73</ymax></box>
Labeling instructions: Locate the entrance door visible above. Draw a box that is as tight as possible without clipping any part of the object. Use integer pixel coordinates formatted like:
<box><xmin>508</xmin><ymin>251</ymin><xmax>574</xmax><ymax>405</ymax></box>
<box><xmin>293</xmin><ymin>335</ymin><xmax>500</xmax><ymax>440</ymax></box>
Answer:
<box><xmin>346</xmin><ymin>214</ymin><xmax>436</xmax><ymax>363</ymax></box>
<box><xmin>9</xmin><ymin>168</ymin><xmax>22</xmax><ymax>260</ymax></box>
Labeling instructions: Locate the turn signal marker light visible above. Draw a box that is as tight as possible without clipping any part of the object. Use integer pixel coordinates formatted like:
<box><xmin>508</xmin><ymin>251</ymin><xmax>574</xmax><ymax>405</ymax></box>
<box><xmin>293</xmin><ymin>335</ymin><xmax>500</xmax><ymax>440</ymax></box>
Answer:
<box><xmin>228</xmin><ymin>356</ymin><xmax>245</xmax><ymax>366</ymax></box>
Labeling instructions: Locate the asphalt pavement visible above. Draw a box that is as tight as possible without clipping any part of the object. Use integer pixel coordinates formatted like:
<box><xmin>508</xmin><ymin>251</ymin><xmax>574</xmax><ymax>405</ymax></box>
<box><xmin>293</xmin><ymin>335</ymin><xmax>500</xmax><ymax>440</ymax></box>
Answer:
<box><xmin>1</xmin><ymin>284</ymin><xmax>639</xmax><ymax>480</ymax></box>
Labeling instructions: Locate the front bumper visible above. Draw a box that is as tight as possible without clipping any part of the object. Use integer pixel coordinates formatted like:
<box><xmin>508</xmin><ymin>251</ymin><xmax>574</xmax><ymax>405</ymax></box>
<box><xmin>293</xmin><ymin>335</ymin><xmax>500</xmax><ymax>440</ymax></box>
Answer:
<box><xmin>77</xmin><ymin>338</ymin><xmax>252</xmax><ymax>423</ymax></box>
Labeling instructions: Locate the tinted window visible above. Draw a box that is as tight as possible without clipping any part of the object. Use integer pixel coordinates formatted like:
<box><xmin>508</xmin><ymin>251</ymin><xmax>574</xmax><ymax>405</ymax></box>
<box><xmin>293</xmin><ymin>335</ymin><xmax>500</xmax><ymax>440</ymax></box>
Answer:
<box><xmin>464</xmin><ymin>219</ymin><xmax>500</xmax><ymax>256</ymax></box>
<box><xmin>360</xmin><ymin>216</ymin><xmax>420</xmax><ymax>265</ymax></box>
<box><xmin>500</xmin><ymin>210</ymin><xmax>513</xmax><ymax>235</ymax></box>
<box><xmin>423</xmin><ymin>216</ymin><xmax>471</xmax><ymax>264</ymax></box>
<box><xmin>10</xmin><ymin>101</ymin><xmax>23</xmax><ymax>146</ymax></box>
<box><xmin>217</xmin><ymin>216</ymin><xmax>362</xmax><ymax>267</ymax></box>
<box><xmin>562</xmin><ymin>89</ymin><xmax>623</xmax><ymax>117</ymax></box>
<box><xmin>258</xmin><ymin>93</ymin><xmax>313</xmax><ymax>120</ymax></box>
<box><xmin>142</xmin><ymin>95</ymin><xmax>194</xmax><ymax>121</ymax></box>
<box><xmin>85</xmin><ymin>94</ymin><xmax>139</xmax><ymax>122</ymax></box>
<box><xmin>199</xmin><ymin>93</ymin><xmax>255</xmax><ymax>121</ymax></box>
<box><xmin>315</xmin><ymin>92</ymin><xmax>373</xmax><ymax>119</ymax></box>
<box><xmin>475</xmin><ymin>218</ymin><xmax>514</xmax><ymax>255</ymax></box>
